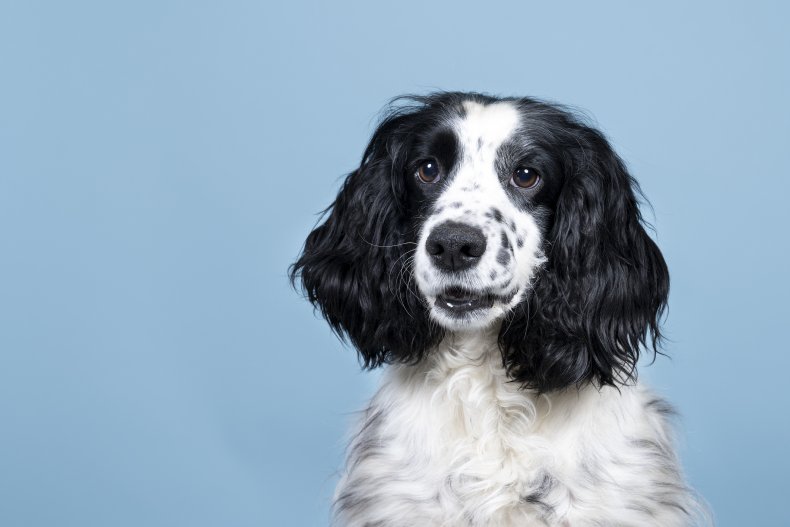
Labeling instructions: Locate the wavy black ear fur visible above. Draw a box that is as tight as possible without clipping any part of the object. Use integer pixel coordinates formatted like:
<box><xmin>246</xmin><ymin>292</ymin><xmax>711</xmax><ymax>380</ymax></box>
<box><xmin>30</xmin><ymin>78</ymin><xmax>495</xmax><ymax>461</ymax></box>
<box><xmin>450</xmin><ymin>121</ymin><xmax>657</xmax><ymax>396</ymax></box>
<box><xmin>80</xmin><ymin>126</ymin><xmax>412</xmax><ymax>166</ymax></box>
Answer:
<box><xmin>290</xmin><ymin>106</ymin><xmax>443</xmax><ymax>368</ymax></box>
<box><xmin>293</xmin><ymin>93</ymin><xmax>668</xmax><ymax>392</ymax></box>
<box><xmin>499</xmin><ymin>122</ymin><xmax>670</xmax><ymax>392</ymax></box>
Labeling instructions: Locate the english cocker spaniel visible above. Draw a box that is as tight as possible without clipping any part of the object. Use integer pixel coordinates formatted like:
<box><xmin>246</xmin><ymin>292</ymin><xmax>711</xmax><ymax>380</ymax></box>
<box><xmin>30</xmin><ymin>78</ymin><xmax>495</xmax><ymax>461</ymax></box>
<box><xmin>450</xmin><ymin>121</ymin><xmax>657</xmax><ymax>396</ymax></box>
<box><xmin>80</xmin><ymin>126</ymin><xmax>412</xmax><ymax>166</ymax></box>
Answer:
<box><xmin>292</xmin><ymin>92</ymin><xmax>703</xmax><ymax>526</ymax></box>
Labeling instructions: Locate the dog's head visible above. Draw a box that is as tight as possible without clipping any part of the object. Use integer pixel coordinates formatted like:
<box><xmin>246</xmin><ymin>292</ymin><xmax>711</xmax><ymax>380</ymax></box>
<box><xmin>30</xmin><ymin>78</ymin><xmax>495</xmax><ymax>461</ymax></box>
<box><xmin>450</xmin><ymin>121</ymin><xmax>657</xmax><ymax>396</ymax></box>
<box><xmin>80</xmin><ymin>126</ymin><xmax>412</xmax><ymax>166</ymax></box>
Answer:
<box><xmin>291</xmin><ymin>92</ymin><xmax>668</xmax><ymax>392</ymax></box>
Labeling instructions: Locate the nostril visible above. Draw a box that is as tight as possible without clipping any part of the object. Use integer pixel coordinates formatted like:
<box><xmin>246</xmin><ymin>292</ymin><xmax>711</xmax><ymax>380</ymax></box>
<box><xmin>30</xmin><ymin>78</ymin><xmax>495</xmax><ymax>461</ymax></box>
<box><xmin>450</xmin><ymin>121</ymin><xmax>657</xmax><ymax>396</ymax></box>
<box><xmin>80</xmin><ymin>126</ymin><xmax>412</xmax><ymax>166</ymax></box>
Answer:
<box><xmin>460</xmin><ymin>240</ymin><xmax>485</xmax><ymax>259</ymax></box>
<box><xmin>427</xmin><ymin>240</ymin><xmax>444</xmax><ymax>256</ymax></box>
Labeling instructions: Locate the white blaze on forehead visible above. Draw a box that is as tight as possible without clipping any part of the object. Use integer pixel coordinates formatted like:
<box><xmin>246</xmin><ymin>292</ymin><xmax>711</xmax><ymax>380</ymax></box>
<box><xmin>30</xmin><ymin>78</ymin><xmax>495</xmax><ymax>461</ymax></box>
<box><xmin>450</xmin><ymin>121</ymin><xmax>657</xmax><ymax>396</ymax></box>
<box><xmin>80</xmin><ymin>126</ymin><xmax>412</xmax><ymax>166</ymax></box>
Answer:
<box><xmin>457</xmin><ymin>100</ymin><xmax>520</xmax><ymax>152</ymax></box>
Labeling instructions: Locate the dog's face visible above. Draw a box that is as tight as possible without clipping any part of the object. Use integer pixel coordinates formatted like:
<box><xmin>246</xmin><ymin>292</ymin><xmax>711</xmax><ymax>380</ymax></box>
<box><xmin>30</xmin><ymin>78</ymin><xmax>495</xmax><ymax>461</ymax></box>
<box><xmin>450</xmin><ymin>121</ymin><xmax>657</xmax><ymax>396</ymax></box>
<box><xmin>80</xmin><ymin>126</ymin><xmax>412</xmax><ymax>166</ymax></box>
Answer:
<box><xmin>411</xmin><ymin>100</ymin><xmax>553</xmax><ymax>330</ymax></box>
<box><xmin>292</xmin><ymin>93</ymin><xmax>669</xmax><ymax>392</ymax></box>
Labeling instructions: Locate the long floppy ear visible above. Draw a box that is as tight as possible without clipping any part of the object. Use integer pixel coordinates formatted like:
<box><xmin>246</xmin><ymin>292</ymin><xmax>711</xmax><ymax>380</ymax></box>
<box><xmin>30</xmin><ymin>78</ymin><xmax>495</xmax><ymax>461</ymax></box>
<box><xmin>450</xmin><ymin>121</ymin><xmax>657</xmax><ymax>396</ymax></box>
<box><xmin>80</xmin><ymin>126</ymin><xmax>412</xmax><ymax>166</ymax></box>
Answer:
<box><xmin>500</xmin><ymin>127</ymin><xmax>669</xmax><ymax>392</ymax></box>
<box><xmin>290</xmin><ymin>112</ymin><xmax>442</xmax><ymax>368</ymax></box>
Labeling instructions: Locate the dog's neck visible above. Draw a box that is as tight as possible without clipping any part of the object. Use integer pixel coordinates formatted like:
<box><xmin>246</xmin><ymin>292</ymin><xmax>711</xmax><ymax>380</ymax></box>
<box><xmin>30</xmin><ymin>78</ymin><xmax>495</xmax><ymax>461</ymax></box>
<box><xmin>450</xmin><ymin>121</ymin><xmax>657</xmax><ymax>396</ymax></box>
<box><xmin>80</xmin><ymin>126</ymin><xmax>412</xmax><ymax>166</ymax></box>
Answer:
<box><xmin>439</xmin><ymin>325</ymin><xmax>502</xmax><ymax>361</ymax></box>
<box><xmin>395</xmin><ymin>322</ymin><xmax>539</xmax><ymax>412</ymax></box>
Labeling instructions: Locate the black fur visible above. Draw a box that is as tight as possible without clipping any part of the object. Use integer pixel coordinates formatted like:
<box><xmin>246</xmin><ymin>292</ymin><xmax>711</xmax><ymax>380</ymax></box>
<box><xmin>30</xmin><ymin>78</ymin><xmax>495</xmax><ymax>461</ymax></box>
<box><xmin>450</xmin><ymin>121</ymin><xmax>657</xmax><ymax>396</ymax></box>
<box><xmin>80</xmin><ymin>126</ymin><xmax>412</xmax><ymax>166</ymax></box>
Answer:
<box><xmin>291</xmin><ymin>92</ymin><xmax>669</xmax><ymax>392</ymax></box>
<box><xmin>289</xmin><ymin>100</ymin><xmax>449</xmax><ymax>367</ymax></box>
<box><xmin>498</xmin><ymin>106</ymin><xmax>669</xmax><ymax>391</ymax></box>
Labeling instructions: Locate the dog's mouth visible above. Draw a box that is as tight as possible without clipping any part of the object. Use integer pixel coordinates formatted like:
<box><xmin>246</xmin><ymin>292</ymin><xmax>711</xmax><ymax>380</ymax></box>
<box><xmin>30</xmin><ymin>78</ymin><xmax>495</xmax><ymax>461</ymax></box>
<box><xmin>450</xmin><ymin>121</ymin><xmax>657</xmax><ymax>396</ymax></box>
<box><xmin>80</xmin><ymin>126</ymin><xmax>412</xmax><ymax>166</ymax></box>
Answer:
<box><xmin>435</xmin><ymin>287</ymin><xmax>498</xmax><ymax>316</ymax></box>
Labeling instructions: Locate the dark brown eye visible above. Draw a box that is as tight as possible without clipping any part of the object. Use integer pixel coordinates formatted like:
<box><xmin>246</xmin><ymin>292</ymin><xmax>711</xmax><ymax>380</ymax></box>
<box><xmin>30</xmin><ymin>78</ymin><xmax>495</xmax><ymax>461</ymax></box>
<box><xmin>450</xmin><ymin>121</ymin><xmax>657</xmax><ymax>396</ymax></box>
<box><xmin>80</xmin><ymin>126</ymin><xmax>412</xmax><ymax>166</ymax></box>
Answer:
<box><xmin>417</xmin><ymin>160</ymin><xmax>441</xmax><ymax>183</ymax></box>
<box><xmin>511</xmin><ymin>167</ymin><xmax>540</xmax><ymax>189</ymax></box>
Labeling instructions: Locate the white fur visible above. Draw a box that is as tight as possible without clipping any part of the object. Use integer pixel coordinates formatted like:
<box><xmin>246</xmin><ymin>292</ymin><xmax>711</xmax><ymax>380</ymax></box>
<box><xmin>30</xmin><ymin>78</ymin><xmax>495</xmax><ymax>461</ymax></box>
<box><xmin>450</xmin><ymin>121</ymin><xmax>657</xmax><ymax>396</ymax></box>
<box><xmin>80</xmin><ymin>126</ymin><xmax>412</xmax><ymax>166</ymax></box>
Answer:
<box><xmin>334</xmin><ymin>330</ymin><xmax>698</xmax><ymax>526</ymax></box>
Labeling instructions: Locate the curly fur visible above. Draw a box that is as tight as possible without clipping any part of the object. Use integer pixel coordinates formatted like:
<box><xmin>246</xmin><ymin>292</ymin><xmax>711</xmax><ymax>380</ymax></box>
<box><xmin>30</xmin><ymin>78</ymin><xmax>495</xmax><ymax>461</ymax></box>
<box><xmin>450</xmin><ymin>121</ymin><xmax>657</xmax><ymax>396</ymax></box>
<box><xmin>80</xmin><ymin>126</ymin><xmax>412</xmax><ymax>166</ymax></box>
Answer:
<box><xmin>291</xmin><ymin>92</ymin><xmax>705</xmax><ymax>526</ymax></box>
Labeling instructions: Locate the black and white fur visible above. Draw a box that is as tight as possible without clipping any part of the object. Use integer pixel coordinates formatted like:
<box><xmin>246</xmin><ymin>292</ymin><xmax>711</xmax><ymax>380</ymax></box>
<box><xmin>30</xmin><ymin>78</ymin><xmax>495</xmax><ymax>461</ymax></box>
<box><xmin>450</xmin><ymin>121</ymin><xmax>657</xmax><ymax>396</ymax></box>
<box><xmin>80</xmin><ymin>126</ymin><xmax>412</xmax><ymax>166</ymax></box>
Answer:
<box><xmin>292</xmin><ymin>93</ymin><xmax>703</xmax><ymax>526</ymax></box>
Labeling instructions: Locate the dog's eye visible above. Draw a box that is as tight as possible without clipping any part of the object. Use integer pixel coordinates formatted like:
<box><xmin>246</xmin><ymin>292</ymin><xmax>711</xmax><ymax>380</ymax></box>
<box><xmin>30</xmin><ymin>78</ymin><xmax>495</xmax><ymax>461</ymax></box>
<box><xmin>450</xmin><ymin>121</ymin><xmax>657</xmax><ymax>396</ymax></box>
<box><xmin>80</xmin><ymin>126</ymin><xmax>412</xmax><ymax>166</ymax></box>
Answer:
<box><xmin>416</xmin><ymin>160</ymin><xmax>441</xmax><ymax>183</ymax></box>
<box><xmin>511</xmin><ymin>167</ymin><xmax>540</xmax><ymax>189</ymax></box>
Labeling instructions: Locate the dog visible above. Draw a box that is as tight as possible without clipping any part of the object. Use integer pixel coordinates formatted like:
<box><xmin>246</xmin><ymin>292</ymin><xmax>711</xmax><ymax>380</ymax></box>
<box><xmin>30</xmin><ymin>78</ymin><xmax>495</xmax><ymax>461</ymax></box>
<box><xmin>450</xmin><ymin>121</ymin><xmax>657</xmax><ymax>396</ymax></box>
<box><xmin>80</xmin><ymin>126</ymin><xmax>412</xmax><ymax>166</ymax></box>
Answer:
<box><xmin>291</xmin><ymin>92</ymin><xmax>702</xmax><ymax>526</ymax></box>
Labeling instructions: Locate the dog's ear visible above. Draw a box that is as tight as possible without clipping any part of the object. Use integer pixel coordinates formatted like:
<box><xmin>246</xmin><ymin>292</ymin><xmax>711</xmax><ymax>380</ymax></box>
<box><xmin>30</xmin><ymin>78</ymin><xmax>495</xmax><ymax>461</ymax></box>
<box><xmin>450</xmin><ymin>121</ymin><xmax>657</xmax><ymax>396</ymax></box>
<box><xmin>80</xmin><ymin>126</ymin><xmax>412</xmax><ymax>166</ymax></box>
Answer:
<box><xmin>290</xmin><ymin>111</ymin><xmax>442</xmax><ymax>368</ymax></box>
<box><xmin>500</xmin><ymin>126</ymin><xmax>669</xmax><ymax>392</ymax></box>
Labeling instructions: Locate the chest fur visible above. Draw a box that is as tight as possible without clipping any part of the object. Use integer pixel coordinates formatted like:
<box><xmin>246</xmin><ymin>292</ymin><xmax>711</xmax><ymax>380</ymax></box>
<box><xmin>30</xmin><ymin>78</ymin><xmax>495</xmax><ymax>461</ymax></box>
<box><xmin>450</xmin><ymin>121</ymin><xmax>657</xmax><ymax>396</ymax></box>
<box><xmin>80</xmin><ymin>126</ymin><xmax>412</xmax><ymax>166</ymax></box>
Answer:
<box><xmin>333</xmin><ymin>338</ymin><xmax>693</xmax><ymax>527</ymax></box>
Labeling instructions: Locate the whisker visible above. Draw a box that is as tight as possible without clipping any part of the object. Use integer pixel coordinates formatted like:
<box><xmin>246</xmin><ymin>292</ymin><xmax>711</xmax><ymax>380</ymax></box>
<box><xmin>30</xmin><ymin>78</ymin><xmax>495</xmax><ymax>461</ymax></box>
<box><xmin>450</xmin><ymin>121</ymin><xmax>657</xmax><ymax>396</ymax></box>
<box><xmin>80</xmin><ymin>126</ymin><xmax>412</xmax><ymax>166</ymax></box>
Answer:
<box><xmin>388</xmin><ymin>247</ymin><xmax>418</xmax><ymax>318</ymax></box>
<box><xmin>360</xmin><ymin>236</ymin><xmax>418</xmax><ymax>249</ymax></box>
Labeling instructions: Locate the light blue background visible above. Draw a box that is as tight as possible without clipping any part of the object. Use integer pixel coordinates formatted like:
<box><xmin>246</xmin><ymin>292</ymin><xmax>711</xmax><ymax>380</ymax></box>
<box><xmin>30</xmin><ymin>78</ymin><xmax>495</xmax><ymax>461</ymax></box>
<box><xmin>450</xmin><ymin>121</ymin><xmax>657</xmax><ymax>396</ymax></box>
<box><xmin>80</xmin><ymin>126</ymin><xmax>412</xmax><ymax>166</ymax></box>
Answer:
<box><xmin>1</xmin><ymin>1</ymin><xmax>788</xmax><ymax>525</ymax></box>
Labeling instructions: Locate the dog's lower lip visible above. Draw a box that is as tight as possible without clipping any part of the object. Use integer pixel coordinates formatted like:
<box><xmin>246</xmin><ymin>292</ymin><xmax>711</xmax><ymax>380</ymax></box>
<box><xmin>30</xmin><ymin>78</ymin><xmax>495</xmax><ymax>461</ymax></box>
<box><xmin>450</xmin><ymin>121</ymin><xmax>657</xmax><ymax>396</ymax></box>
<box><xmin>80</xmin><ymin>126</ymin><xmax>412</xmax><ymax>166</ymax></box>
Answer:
<box><xmin>435</xmin><ymin>288</ymin><xmax>495</xmax><ymax>314</ymax></box>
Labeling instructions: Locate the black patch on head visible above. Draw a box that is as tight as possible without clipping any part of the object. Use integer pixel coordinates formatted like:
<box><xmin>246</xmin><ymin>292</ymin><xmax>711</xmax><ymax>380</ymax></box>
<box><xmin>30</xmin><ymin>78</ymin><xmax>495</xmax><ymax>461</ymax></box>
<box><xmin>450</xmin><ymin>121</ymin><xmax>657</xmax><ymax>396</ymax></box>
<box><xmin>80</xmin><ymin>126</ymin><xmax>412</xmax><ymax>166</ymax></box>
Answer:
<box><xmin>491</xmin><ymin>207</ymin><xmax>503</xmax><ymax>222</ymax></box>
<box><xmin>434</xmin><ymin>206</ymin><xmax>444</xmax><ymax>214</ymax></box>
<box><xmin>516</xmin><ymin>237</ymin><xmax>524</xmax><ymax>248</ymax></box>
<box><xmin>495</xmin><ymin>132</ymin><xmax>565</xmax><ymax>223</ymax></box>
<box><xmin>489</xmin><ymin>270</ymin><xmax>498</xmax><ymax>280</ymax></box>
<box><xmin>509</xmin><ymin>220</ymin><xmax>516</xmax><ymax>231</ymax></box>
<box><xmin>500</xmin><ymin>231</ymin><xmax>510</xmax><ymax>249</ymax></box>
<box><xmin>429</xmin><ymin>129</ymin><xmax>459</xmax><ymax>178</ymax></box>
<box><xmin>497</xmin><ymin>247</ymin><xmax>511</xmax><ymax>265</ymax></box>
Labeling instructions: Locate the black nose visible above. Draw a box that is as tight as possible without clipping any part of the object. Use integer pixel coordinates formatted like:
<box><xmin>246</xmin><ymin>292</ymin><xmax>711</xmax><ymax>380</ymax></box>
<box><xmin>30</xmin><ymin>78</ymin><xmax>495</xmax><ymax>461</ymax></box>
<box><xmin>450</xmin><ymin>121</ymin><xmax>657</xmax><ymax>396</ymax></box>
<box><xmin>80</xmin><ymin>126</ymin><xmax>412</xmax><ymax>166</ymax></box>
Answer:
<box><xmin>426</xmin><ymin>221</ymin><xmax>487</xmax><ymax>272</ymax></box>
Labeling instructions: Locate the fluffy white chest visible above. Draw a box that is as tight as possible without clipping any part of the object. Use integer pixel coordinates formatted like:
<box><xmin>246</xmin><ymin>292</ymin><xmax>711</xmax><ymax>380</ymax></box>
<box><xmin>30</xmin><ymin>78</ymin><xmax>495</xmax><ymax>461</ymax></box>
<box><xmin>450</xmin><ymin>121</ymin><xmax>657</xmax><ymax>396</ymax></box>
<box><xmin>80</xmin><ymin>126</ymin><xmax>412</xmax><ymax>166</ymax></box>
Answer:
<box><xmin>333</xmin><ymin>332</ymin><xmax>695</xmax><ymax>527</ymax></box>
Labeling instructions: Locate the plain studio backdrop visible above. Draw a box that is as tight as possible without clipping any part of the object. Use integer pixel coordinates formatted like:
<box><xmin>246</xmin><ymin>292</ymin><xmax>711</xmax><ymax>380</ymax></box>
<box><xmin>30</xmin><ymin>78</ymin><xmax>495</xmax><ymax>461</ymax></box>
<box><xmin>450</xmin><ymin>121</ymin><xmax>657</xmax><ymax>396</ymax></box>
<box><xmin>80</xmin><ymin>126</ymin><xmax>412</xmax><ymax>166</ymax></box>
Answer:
<box><xmin>1</xmin><ymin>1</ymin><xmax>788</xmax><ymax>525</ymax></box>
